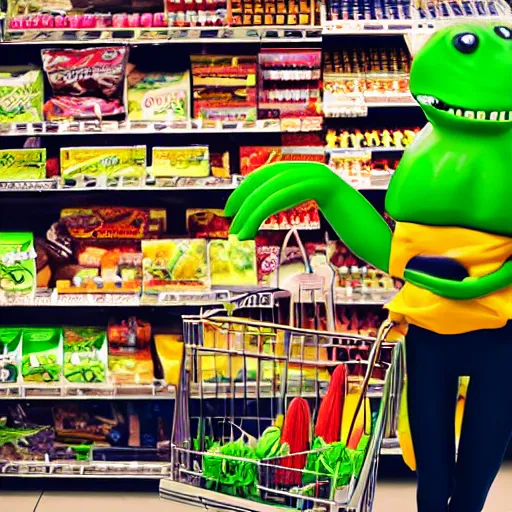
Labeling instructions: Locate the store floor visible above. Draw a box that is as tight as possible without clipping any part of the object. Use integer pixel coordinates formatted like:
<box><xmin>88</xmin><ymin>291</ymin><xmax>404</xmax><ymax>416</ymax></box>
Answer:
<box><xmin>2</xmin><ymin>460</ymin><xmax>512</xmax><ymax>512</ymax></box>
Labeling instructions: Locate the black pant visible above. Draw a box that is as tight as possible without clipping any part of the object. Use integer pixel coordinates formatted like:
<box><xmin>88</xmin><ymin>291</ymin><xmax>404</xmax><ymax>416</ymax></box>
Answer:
<box><xmin>406</xmin><ymin>323</ymin><xmax>512</xmax><ymax>512</ymax></box>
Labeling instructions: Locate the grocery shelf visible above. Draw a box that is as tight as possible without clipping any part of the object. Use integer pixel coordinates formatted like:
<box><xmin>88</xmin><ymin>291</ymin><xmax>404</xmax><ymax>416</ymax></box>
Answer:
<box><xmin>0</xmin><ymin>287</ymin><xmax>289</xmax><ymax>308</ymax></box>
<box><xmin>0</xmin><ymin>460</ymin><xmax>172</xmax><ymax>478</ymax></box>
<box><xmin>327</xmin><ymin>147</ymin><xmax>406</xmax><ymax>153</ymax></box>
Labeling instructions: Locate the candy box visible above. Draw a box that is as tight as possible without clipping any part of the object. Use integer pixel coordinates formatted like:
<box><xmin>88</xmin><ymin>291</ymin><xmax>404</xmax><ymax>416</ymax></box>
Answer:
<box><xmin>142</xmin><ymin>239</ymin><xmax>208</xmax><ymax>293</ymax></box>
<box><xmin>0</xmin><ymin>232</ymin><xmax>36</xmax><ymax>296</ymax></box>
<box><xmin>151</xmin><ymin>146</ymin><xmax>209</xmax><ymax>178</ymax></box>
<box><xmin>0</xmin><ymin>327</ymin><xmax>22</xmax><ymax>384</ymax></box>
<box><xmin>0</xmin><ymin>149</ymin><xmax>46</xmax><ymax>181</ymax></box>
<box><xmin>60</xmin><ymin>207</ymin><xmax>167</xmax><ymax>240</ymax></box>
<box><xmin>0</xmin><ymin>67</ymin><xmax>44</xmax><ymax>122</ymax></box>
<box><xmin>22</xmin><ymin>327</ymin><xmax>63</xmax><ymax>383</ymax></box>
<box><xmin>63</xmin><ymin>327</ymin><xmax>108</xmax><ymax>384</ymax></box>
<box><xmin>60</xmin><ymin>146</ymin><xmax>146</xmax><ymax>187</ymax></box>
<box><xmin>186</xmin><ymin>209</ymin><xmax>230</xmax><ymax>239</ymax></box>
<box><xmin>209</xmin><ymin>237</ymin><xmax>257</xmax><ymax>286</ymax></box>
<box><xmin>127</xmin><ymin>68</ymin><xmax>190</xmax><ymax>121</ymax></box>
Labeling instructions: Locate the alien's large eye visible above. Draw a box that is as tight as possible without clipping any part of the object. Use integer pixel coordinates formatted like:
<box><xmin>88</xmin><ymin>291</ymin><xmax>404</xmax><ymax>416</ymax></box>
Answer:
<box><xmin>494</xmin><ymin>26</ymin><xmax>512</xmax><ymax>40</ymax></box>
<box><xmin>453</xmin><ymin>33</ymin><xmax>479</xmax><ymax>53</ymax></box>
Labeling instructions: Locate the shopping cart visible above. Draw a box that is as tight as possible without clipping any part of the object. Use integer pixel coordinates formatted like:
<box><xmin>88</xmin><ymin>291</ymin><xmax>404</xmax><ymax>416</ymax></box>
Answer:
<box><xmin>160</xmin><ymin>311</ymin><xmax>401</xmax><ymax>512</ymax></box>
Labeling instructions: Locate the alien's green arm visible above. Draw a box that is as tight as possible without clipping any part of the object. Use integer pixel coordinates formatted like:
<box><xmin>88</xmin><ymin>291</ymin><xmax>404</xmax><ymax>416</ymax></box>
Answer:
<box><xmin>225</xmin><ymin>162</ymin><xmax>393</xmax><ymax>273</ymax></box>
<box><xmin>404</xmin><ymin>261</ymin><xmax>512</xmax><ymax>300</ymax></box>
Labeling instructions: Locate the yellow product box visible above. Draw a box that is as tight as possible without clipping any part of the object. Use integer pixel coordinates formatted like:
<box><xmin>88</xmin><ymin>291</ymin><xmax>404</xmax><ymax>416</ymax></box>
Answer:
<box><xmin>0</xmin><ymin>148</ymin><xmax>46</xmax><ymax>181</ymax></box>
<box><xmin>142</xmin><ymin>239</ymin><xmax>208</xmax><ymax>293</ymax></box>
<box><xmin>208</xmin><ymin>238</ymin><xmax>257</xmax><ymax>286</ymax></box>
<box><xmin>60</xmin><ymin>146</ymin><xmax>146</xmax><ymax>186</ymax></box>
<box><xmin>152</xmin><ymin>146</ymin><xmax>210</xmax><ymax>178</ymax></box>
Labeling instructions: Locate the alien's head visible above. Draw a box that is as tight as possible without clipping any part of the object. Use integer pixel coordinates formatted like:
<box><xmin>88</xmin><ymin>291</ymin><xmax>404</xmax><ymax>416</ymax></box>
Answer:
<box><xmin>411</xmin><ymin>23</ymin><xmax>512</xmax><ymax>132</ymax></box>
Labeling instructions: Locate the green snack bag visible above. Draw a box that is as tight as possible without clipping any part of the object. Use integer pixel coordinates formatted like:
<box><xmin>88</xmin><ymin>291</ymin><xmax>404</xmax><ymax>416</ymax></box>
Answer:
<box><xmin>0</xmin><ymin>327</ymin><xmax>22</xmax><ymax>383</ymax></box>
<box><xmin>64</xmin><ymin>327</ymin><xmax>107</xmax><ymax>384</ymax></box>
<box><xmin>0</xmin><ymin>67</ymin><xmax>44</xmax><ymax>123</ymax></box>
<box><xmin>0</xmin><ymin>149</ymin><xmax>46</xmax><ymax>181</ymax></box>
<box><xmin>0</xmin><ymin>232</ymin><xmax>36</xmax><ymax>296</ymax></box>
<box><xmin>22</xmin><ymin>328</ymin><xmax>63</xmax><ymax>383</ymax></box>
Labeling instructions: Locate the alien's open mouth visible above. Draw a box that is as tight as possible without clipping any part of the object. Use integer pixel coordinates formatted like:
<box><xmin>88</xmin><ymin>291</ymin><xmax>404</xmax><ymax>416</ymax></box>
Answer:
<box><xmin>416</xmin><ymin>95</ymin><xmax>512</xmax><ymax>121</ymax></box>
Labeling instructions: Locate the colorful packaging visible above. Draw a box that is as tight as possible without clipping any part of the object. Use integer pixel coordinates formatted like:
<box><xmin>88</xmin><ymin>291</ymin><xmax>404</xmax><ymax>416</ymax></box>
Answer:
<box><xmin>0</xmin><ymin>67</ymin><xmax>44</xmax><ymax>122</ymax></box>
<box><xmin>41</xmin><ymin>47</ymin><xmax>128</xmax><ymax>120</ymax></box>
<box><xmin>60</xmin><ymin>207</ymin><xmax>166</xmax><ymax>240</ymax></box>
<box><xmin>154</xmin><ymin>334</ymin><xmax>183</xmax><ymax>387</ymax></box>
<box><xmin>191</xmin><ymin>55</ymin><xmax>257</xmax><ymax>121</ymax></box>
<box><xmin>152</xmin><ymin>146</ymin><xmax>210</xmax><ymax>178</ymax></box>
<box><xmin>0</xmin><ymin>232</ymin><xmax>36</xmax><ymax>296</ymax></box>
<box><xmin>127</xmin><ymin>67</ymin><xmax>190</xmax><ymax>121</ymax></box>
<box><xmin>209</xmin><ymin>238</ymin><xmax>257</xmax><ymax>286</ymax></box>
<box><xmin>186</xmin><ymin>209</ymin><xmax>231</xmax><ymax>239</ymax></box>
<box><xmin>63</xmin><ymin>327</ymin><xmax>107</xmax><ymax>384</ymax></box>
<box><xmin>0</xmin><ymin>149</ymin><xmax>46</xmax><ymax>181</ymax></box>
<box><xmin>22</xmin><ymin>327</ymin><xmax>63</xmax><ymax>383</ymax></box>
<box><xmin>60</xmin><ymin>146</ymin><xmax>146</xmax><ymax>186</ymax></box>
<box><xmin>0</xmin><ymin>327</ymin><xmax>22</xmax><ymax>383</ymax></box>
<box><xmin>142</xmin><ymin>239</ymin><xmax>208</xmax><ymax>293</ymax></box>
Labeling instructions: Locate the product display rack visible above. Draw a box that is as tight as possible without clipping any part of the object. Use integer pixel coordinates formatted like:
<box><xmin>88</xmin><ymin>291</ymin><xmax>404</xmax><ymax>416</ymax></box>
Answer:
<box><xmin>0</xmin><ymin>0</ymin><xmax>509</xmax><ymax>484</ymax></box>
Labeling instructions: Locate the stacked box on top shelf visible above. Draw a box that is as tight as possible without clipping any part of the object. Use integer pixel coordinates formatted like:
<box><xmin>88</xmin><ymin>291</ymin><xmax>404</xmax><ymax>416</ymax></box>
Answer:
<box><xmin>229</xmin><ymin>0</ymin><xmax>316</xmax><ymax>25</ymax></box>
<box><xmin>166</xmin><ymin>0</ymin><xmax>228</xmax><ymax>26</ymax></box>
<box><xmin>258</xmin><ymin>49</ymin><xmax>323</xmax><ymax>132</ymax></box>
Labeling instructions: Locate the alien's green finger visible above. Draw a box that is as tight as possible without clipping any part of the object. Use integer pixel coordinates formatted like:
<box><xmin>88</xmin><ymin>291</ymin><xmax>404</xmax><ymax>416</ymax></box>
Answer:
<box><xmin>229</xmin><ymin>167</ymin><xmax>322</xmax><ymax>235</ymax></box>
<box><xmin>236</xmin><ymin>180</ymin><xmax>326</xmax><ymax>240</ymax></box>
<box><xmin>225</xmin><ymin>161</ymin><xmax>329</xmax><ymax>218</ymax></box>
<box><xmin>404</xmin><ymin>260</ymin><xmax>512</xmax><ymax>300</ymax></box>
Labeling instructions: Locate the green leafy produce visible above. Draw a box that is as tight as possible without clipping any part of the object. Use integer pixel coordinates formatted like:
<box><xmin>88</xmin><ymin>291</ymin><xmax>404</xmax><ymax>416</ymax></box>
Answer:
<box><xmin>22</xmin><ymin>328</ymin><xmax>63</xmax><ymax>382</ymax></box>
<box><xmin>64</xmin><ymin>327</ymin><xmax>107</xmax><ymax>383</ymax></box>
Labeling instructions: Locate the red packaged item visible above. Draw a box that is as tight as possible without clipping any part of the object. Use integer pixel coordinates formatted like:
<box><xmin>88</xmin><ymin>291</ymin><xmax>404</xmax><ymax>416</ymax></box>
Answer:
<box><xmin>42</xmin><ymin>47</ymin><xmax>128</xmax><ymax>120</ymax></box>
<box><xmin>43</xmin><ymin>96</ymin><xmax>125</xmax><ymax>121</ymax></box>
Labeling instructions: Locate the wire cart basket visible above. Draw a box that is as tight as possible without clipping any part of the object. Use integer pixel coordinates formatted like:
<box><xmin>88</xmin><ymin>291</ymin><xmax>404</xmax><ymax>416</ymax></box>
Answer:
<box><xmin>160</xmin><ymin>309</ymin><xmax>401</xmax><ymax>512</ymax></box>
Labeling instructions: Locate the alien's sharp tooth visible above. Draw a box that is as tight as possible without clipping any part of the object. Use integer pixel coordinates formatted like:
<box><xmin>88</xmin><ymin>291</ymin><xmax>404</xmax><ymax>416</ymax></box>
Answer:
<box><xmin>464</xmin><ymin>111</ymin><xmax>475</xmax><ymax>119</ymax></box>
<box><xmin>490</xmin><ymin>112</ymin><xmax>498</xmax><ymax>121</ymax></box>
<box><xmin>455</xmin><ymin>109</ymin><xmax>463</xmax><ymax>117</ymax></box>
<box><xmin>499</xmin><ymin>111</ymin><xmax>507</xmax><ymax>121</ymax></box>
<box><xmin>477</xmin><ymin>111</ymin><xmax>486</xmax><ymax>120</ymax></box>
<box><xmin>448</xmin><ymin>108</ymin><xmax>455</xmax><ymax>115</ymax></box>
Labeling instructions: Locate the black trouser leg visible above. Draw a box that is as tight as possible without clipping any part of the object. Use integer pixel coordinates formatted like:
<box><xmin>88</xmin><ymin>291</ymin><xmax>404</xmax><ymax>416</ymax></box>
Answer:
<box><xmin>406</xmin><ymin>324</ymin><xmax>512</xmax><ymax>512</ymax></box>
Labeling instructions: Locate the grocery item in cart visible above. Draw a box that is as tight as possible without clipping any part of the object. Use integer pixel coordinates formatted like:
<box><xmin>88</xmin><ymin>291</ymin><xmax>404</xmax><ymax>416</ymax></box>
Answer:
<box><xmin>41</xmin><ymin>47</ymin><xmax>129</xmax><ymax>120</ymax></box>
<box><xmin>0</xmin><ymin>327</ymin><xmax>22</xmax><ymax>383</ymax></box>
<box><xmin>152</xmin><ymin>146</ymin><xmax>209</xmax><ymax>178</ymax></box>
<box><xmin>63</xmin><ymin>327</ymin><xmax>107</xmax><ymax>384</ymax></box>
<box><xmin>208</xmin><ymin>238</ymin><xmax>257</xmax><ymax>286</ymax></box>
<box><xmin>0</xmin><ymin>149</ymin><xmax>46</xmax><ymax>181</ymax></box>
<box><xmin>127</xmin><ymin>67</ymin><xmax>190</xmax><ymax>121</ymax></box>
<box><xmin>22</xmin><ymin>327</ymin><xmax>63</xmax><ymax>383</ymax></box>
<box><xmin>142</xmin><ymin>239</ymin><xmax>208</xmax><ymax>292</ymax></box>
<box><xmin>0</xmin><ymin>232</ymin><xmax>37</xmax><ymax>296</ymax></box>
<box><xmin>0</xmin><ymin>67</ymin><xmax>44</xmax><ymax>122</ymax></box>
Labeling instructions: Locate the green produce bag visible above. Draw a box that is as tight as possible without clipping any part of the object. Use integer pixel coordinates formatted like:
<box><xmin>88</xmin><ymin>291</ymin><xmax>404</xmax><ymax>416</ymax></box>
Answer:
<box><xmin>22</xmin><ymin>327</ymin><xmax>63</xmax><ymax>383</ymax></box>
<box><xmin>0</xmin><ymin>232</ymin><xmax>36</xmax><ymax>296</ymax></box>
<box><xmin>0</xmin><ymin>327</ymin><xmax>22</xmax><ymax>383</ymax></box>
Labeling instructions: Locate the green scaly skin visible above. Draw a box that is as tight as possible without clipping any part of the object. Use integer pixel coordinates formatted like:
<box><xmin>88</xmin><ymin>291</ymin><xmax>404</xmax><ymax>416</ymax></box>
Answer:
<box><xmin>225</xmin><ymin>22</ymin><xmax>512</xmax><ymax>300</ymax></box>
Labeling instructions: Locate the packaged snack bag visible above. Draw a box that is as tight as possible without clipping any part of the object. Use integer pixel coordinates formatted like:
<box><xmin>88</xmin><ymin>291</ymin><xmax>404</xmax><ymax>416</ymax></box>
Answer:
<box><xmin>0</xmin><ymin>327</ymin><xmax>22</xmax><ymax>383</ymax></box>
<box><xmin>209</xmin><ymin>238</ymin><xmax>257</xmax><ymax>286</ymax></box>
<box><xmin>0</xmin><ymin>149</ymin><xmax>46</xmax><ymax>181</ymax></box>
<box><xmin>0</xmin><ymin>232</ymin><xmax>37</xmax><ymax>296</ymax></box>
<box><xmin>22</xmin><ymin>328</ymin><xmax>63</xmax><ymax>383</ymax></box>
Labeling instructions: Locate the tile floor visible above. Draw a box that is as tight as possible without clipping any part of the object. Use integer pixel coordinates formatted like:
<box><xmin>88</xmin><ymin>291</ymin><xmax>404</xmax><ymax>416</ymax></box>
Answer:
<box><xmin>1</xmin><ymin>460</ymin><xmax>512</xmax><ymax>512</ymax></box>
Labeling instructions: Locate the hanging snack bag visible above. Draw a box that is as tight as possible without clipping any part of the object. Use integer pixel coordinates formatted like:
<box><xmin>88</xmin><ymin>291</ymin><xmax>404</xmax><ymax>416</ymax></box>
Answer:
<box><xmin>22</xmin><ymin>328</ymin><xmax>63</xmax><ymax>383</ymax></box>
<box><xmin>63</xmin><ymin>327</ymin><xmax>108</xmax><ymax>384</ymax></box>
<box><xmin>41</xmin><ymin>47</ymin><xmax>129</xmax><ymax>120</ymax></box>
<box><xmin>0</xmin><ymin>327</ymin><xmax>22</xmax><ymax>384</ymax></box>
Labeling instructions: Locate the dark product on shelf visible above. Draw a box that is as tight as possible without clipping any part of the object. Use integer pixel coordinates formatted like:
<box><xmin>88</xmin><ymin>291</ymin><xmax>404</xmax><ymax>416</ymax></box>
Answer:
<box><xmin>60</xmin><ymin>207</ymin><xmax>167</xmax><ymax>240</ymax></box>
<box><xmin>41</xmin><ymin>47</ymin><xmax>129</xmax><ymax>120</ymax></box>
<box><xmin>191</xmin><ymin>55</ymin><xmax>257</xmax><ymax>121</ymax></box>
<box><xmin>63</xmin><ymin>327</ymin><xmax>108</xmax><ymax>384</ymax></box>
<box><xmin>210</xmin><ymin>151</ymin><xmax>231</xmax><ymax>178</ymax></box>
<box><xmin>209</xmin><ymin>238</ymin><xmax>257</xmax><ymax>286</ymax></box>
<box><xmin>325</xmin><ymin>0</ymin><xmax>411</xmax><ymax>21</ymax></box>
<box><xmin>186</xmin><ymin>209</ymin><xmax>231</xmax><ymax>239</ymax></box>
<box><xmin>0</xmin><ymin>327</ymin><xmax>22</xmax><ymax>384</ymax></box>
<box><xmin>108</xmin><ymin>317</ymin><xmax>154</xmax><ymax>385</ymax></box>
<box><xmin>0</xmin><ymin>422</ymin><xmax>55</xmax><ymax>462</ymax></box>
<box><xmin>142</xmin><ymin>239</ymin><xmax>209</xmax><ymax>292</ymax></box>
<box><xmin>0</xmin><ymin>148</ymin><xmax>46</xmax><ymax>181</ymax></box>
<box><xmin>152</xmin><ymin>146</ymin><xmax>210</xmax><ymax>178</ymax></box>
<box><xmin>229</xmin><ymin>0</ymin><xmax>315</xmax><ymax>25</ymax></box>
<box><xmin>0</xmin><ymin>232</ymin><xmax>37</xmax><ymax>296</ymax></box>
<box><xmin>127</xmin><ymin>66</ymin><xmax>190</xmax><ymax>121</ymax></box>
<box><xmin>258</xmin><ymin>49</ymin><xmax>322</xmax><ymax>124</ymax></box>
<box><xmin>22</xmin><ymin>327</ymin><xmax>63</xmax><ymax>383</ymax></box>
<box><xmin>60</xmin><ymin>146</ymin><xmax>147</xmax><ymax>187</ymax></box>
<box><xmin>0</xmin><ymin>67</ymin><xmax>44</xmax><ymax>123</ymax></box>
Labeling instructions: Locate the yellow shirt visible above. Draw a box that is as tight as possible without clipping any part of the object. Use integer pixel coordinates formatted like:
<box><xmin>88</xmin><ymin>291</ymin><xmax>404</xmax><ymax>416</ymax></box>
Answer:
<box><xmin>386</xmin><ymin>222</ymin><xmax>512</xmax><ymax>335</ymax></box>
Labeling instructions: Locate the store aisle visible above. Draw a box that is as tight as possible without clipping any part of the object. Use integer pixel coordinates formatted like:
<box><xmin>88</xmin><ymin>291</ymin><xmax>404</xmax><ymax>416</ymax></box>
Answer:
<box><xmin>2</xmin><ymin>463</ymin><xmax>512</xmax><ymax>512</ymax></box>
